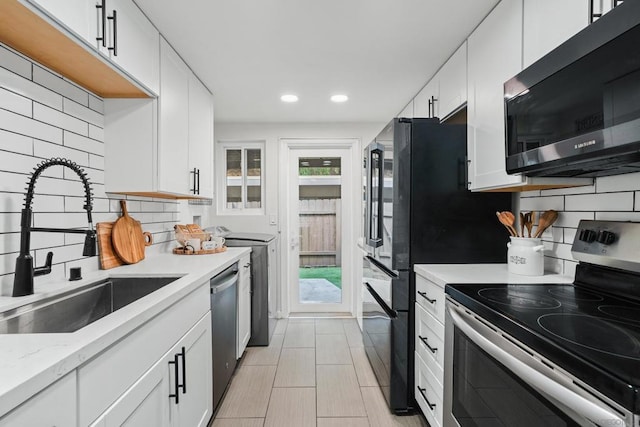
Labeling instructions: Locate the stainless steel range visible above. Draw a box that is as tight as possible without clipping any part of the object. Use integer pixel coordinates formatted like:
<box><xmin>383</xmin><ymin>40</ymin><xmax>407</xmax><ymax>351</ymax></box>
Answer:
<box><xmin>444</xmin><ymin>220</ymin><xmax>640</xmax><ymax>426</ymax></box>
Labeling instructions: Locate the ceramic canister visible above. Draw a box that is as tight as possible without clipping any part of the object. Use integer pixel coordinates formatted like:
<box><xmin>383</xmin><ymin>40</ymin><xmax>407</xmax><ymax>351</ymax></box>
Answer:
<box><xmin>507</xmin><ymin>237</ymin><xmax>545</xmax><ymax>276</ymax></box>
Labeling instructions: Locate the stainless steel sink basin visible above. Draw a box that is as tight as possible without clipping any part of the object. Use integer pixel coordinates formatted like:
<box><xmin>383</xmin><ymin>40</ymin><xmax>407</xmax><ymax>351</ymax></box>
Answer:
<box><xmin>0</xmin><ymin>276</ymin><xmax>181</xmax><ymax>334</ymax></box>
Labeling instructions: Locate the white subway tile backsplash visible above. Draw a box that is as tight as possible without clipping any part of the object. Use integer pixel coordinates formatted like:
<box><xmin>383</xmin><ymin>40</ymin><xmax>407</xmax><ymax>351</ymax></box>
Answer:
<box><xmin>88</xmin><ymin>95</ymin><xmax>104</xmax><ymax>114</ymax></box>
<box><xmin>565</xmin><ymin>192</ymin><xmax>634</xmax><ymax>211</ymax></box>
<box><xmin>543</xmin><ymin>257</ymin><xmax>563</xmax><ymax>274</ymax></box>
<box><xmin>540</xmin><ymin>183</ymin><xmax>595</xmax><ymax>197</ymax></box>
<box><xmin>0</xmin><ymin>46</ymin><xmax>31</xmax><ymax>79</ymax></box>
<box><xmin>34</xmin><ymin>212</ymin><xmax>90</xmax><ymax>229</ymax></box>
<box><xmin>564</xmin><ymin>261</ymin><xmax>578</xmax><ymax>278</ymax></box>
<box><xmin>63</xmin><ymin>98</ymin><xmax>103</xmax><ymax>127</ymax></box>
<box><xmin>89</xmin><ymin>154</ymin><xmax>104</xmax><ymax>170</ymax></box>
<box><xmin>596</xmin><ymin>172</ymin><xmax>640</xmax><ymax>193</ymax></box>
<box><xmin>32</xmin><ymin>66</ymin><xmax>88</xmax><ymax>106</ymax></box>
<box><xmin>88</xmin><ymin>124</ymin><xmax>104</xmax><ymax>141</ymax></box>
<box><xmin>64</xmin><ymin>131</ymin><xmax>104</xmax><ymax>155</ymax></box>
<box><xmin>0</xmin><ymin>87</ymin><xmax>32</xmax><ymax>116</ymax></box>
<box><xmin>35</xmin><ymin>243</ymin><xmax>85</xmax><ymax>266</ymax></box>
<box><xmin>0</xmin><ymin>150</ymin><xmax>44</xmax><ymax>177</ymax></box>
<box><xmin>32</xmin><ymin>194</ymin><xmax>65</xmax><ymax>213</ymax></box>
<box><xmin>520</xmin><ymin>190</ymin><xmax>541</xmax><ymax>198</ymax></box>
<box><xmin>65</xmin><ymin>196</ymin><xmax>109</xmax><ymax>213</ymax></box>
<box><xmin>563</xmin><ymin>228</ymin><xmax>577</xmax><ymax>245</ymax></box>
<box><xmin>34</xmin><ymin>139</ymin><xmax>89</xmax><ymax>167</ymax></box>
<box><xmin>34</xmin><ymin>103</ymin><xmax>88</xmax><ymax>136</ymax></box>
<box><xmin>519</xmin><ymin>196</ymin><xmax>564</xmax><ymax>211</ymax></box>
<box><xmin>30</xmin><ymin>233</ymin><xmax>65</xmax><ymax>250</ymax></box>
<box><xmin>0</xmin><ymin>108</ymin><xmax>62</xmax><ymax>144</ymax></box>
<box><xmin>595</xmin><ymin>211</ymin><xmax>640</xmax><ymax>221</ymax></box>
<box><xmin>0</xmin><ymin>67</ymin><xmax>62</xmax><ymax>110</ymax></box>
<box><xmin>0</xmin><ymin>130</ymin><xmax>33</xmax><ymax>155</ymax></box>
<box><xmin>0</xmin><ymin>233</ymin><xmax>20</xmax><ymax>254</ymax></box>
<box><xmin>552</xmin><ymin>211</ymin><xmax>594</xmax><ymax>228</ymax></box>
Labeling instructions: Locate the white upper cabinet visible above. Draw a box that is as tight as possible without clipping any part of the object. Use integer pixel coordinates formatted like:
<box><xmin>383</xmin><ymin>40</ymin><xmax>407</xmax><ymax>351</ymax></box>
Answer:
<box><xmin>436</xmin><ymin>41</ymin><xmax>467</xmax><ymax>120</ymax></box>
<box><xmin>523</xmin><ymin>0</ymin><xmax>589</xmax><ymax>68</ymax></box>
<box><xmin>158</xmin><ymin>36</ymin><xmax>190</xmax><ymax>196</ymax></box>
<box><xmin>104</xmin><ymin>0</ymin><xmax>160</xmax><ymax>94</ymax></box>
<box><xmin>27</xmin><ymin>0</ymin><xmax>93</xmax><ymax>43</ymax></box>
<box><xmin>413</xmin><ymin>79</ymin><xmax>438</xmax><ymax>118</ymax></box>
<box><xmin>467</xmin><ymin>0</ymin><xmax>525</xmax><ymax>191</ymax></box>
<box><xmin>188</xmin><ymin>74</ymin><xmax>214</xmax><ymax>199</ymax></box>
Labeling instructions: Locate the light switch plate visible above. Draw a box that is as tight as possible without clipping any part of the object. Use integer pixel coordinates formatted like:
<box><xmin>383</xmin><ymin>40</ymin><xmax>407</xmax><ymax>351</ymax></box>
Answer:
<box><xmin>269</xmin><ymin>214</ymin><xmax>277</xmax><ymax>225</ymax></box>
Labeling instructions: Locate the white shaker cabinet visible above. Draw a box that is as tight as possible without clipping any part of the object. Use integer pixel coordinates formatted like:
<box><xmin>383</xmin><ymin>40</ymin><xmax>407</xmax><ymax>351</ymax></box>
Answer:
<box><xmin>523</xmin><ymin>0</ymin><xmax>589</xmax><ymax>68</ymax></box>
<box><xmin>436</xmin><ymin>41</ymin><xmax>467</xmax><ymax>120</ymax></box>
<box><xmin>237</xmin><ymin>253</ymin><xmax>251</xmax><ymax>359</ymax></box>
<box><xmin>467</xmin><ymin>0</ymin><xmax>525</xmax><ymax>191</ymax></box>
<box><xmin>188</xmin><ymin>74</ymin><xmax>214</xmax><ymax>199</ymax></box>
<box><xmin>104</xmin><ymin>0</ymin><xmax>160</xmax><ymax>94</ymax></box>
<box><xmin>413</xmin><ymin>79</ymin><xmax>439</xmax><ymax>118</ymax></box>
<box><xmin>158</xmin><ymin>36</ymin><xmax>190</xmax><ymax>196</ymax></box>
<box><xmin>26</xmin><ymin>0</ymin><xmax>93</xmax><ymax>44</ymax></box>
<box><xmin>0</xmin><ymin>372</ymin><xmax>77</xmax><ymax>427</ymax></box>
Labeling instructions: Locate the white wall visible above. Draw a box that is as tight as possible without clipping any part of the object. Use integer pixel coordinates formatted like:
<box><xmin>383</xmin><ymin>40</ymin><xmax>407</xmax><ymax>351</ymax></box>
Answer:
<box><xmin>211</xmin><ymin>122</ymin><xmax>384</xmax><ymax>316</ymax></box>
<box><xmin>0</xmin><ymin>44</ymin><xmax>181</xmax><ymax>295</ymax></box>
<box><xmin>518</xmin><ymin>172</ymin><xmax>640</xmax><ymax>278</ymax></box>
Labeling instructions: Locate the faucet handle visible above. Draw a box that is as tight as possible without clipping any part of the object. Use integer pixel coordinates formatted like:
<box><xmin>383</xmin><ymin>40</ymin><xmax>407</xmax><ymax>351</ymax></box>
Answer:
<box><xmin>34</xmin><ymin>252</ymin><xmax>53</xmax><ymax>277</ymax></box>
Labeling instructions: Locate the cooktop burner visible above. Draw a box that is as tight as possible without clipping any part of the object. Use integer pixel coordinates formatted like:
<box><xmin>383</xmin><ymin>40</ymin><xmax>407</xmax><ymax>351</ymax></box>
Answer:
<box><xmin>477</xmin><ymin>287</ymin><xmax>561</xmax><ymax>309</ymax></box>
<box><xmin>538</xmin><ymin>313</ymin><xmax>640</xmax><ymax>360</ymax></box>
<box><xmin>598</xmin><ymin>305</ymin><xmax>640</xmax><ymax>323</ymax></box>
<box><xmin>548</xmin><ymin>287</ymin><xmax>603</xmax><ymax>301</ymax></box>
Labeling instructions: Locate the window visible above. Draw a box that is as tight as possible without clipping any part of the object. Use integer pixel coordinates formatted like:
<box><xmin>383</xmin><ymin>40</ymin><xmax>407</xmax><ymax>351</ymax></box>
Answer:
<box><xmin>217</xmin><ymin>141</ymin><xmax>264</xmax><ymax>214</ymax></box>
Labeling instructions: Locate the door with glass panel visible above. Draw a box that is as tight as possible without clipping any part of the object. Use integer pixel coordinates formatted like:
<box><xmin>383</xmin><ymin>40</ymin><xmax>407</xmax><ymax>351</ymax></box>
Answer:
<box><xmin>288</xmin><ymin>147</ymin><xmax>353</xmax><ymax>313</ymax></box>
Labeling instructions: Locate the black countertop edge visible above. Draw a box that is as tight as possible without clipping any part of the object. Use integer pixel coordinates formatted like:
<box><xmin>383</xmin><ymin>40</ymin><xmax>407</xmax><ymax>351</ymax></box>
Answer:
<box><xmin>444</xmin><ymin>284</ymin><xmax>640</xmax><ymax>413</ymax></box>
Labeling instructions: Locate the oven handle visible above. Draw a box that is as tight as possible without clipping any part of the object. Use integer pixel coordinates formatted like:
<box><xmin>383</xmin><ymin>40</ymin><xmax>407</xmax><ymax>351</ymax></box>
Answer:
<box><xmin>365</xmin><ymin>282</ymin><xmax>397</xmax><ymax>319</ymax></box>
<box><xmin>448</xmin><ymin>305</ymin><xmax>625</xmax><ymax>426</ymax></box>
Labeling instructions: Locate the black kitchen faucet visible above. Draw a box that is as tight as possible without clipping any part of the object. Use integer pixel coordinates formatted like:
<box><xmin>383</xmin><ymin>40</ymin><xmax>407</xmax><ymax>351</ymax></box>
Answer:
<box><xmin>12</xmin><ymin>158</ymin><xmax>97</xmax><ymax>297</ymax></box>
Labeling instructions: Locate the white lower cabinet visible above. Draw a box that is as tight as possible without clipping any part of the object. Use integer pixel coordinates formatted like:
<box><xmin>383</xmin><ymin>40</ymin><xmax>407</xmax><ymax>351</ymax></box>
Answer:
<box><xmin>237</xmin><ymin>253</ymin><xmax>251</xmax><ymax>358</ymax></box>
<box><xmin>414</xmin><ymin>272</ymin><xmax>445</xmax><ymax>426</ymax></box>
<box><xmin>0</xmin><ymin>372</ymin><xmax>77</xmax><ymax>427</ymax></box>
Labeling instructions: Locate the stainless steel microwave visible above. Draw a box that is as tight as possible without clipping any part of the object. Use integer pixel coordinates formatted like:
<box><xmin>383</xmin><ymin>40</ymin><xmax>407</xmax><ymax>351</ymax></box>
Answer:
<box><xmin>504</xmin><ymin>0</ymin><xmax>640</xmax><ymax>178</ymax></box>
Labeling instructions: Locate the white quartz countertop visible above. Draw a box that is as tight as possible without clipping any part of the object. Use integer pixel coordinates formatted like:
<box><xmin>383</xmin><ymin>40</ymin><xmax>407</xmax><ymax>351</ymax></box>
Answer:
<box><xmin>414</xmin><ymin>264</ymin><xmax>574</xmax><ymax>288</ymax></box>
<box><xmin>0</xmin><ymin>247</ymin><xmax>250</xmax><ymax>418</ymax></box>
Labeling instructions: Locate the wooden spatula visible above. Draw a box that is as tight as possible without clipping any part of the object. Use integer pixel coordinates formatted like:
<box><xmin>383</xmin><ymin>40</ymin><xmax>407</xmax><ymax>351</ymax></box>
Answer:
<box><xmin>534</xmin><ymin>210</ymin><xmax>559</xmax><ymax>238</ymax></box>
<box><xmin>111</xmin><ymin>200</ymin><xmax>152</xmax><ymax>264</ymax></box>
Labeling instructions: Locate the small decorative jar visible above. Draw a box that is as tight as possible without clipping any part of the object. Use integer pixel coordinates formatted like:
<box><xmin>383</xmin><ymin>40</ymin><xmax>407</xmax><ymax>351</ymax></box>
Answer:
<box><xmin>507</xmin><ymin>237</ymin><xmax>545</xmax><ymax>276</ymax></box>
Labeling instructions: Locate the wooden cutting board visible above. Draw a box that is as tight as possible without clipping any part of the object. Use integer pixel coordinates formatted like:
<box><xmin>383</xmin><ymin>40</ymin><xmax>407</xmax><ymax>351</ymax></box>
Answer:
<box><xmin>111</xmin><ymin>200</ymin><xmax>152</xmax><ymax>264</ymax></box>
<box><xmin>96</xmin><ymin>222</ymin><xmax>125</xmax><ymax>270</ymax></box>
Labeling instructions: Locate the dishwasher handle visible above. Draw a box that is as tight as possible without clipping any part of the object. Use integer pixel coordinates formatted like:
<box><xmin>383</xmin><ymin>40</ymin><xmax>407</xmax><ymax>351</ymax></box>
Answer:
<box><xmin>211</xmin><ymin>270</ymin><xmax>238</xmax><ymax>294</ymax></box>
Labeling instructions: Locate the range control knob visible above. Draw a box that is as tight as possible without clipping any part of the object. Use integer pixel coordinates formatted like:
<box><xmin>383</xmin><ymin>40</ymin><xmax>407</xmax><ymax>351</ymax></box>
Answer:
<box><xmin>579</xmin><ymin>229</ymin><xmax>597</xmax><ymax>243</ymax></box>
<box><xmin>597</xmin><ymin>230</ymin><xmax>616</xmax><ymax>245</ymax></box>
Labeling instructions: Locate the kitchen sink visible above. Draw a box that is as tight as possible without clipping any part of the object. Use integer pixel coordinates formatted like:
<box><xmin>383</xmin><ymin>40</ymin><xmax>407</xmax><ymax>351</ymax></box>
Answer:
<box><xmin>0</xmin><ymin>276</ymin><xmax>181</xmax><ymax>334</ymax></box>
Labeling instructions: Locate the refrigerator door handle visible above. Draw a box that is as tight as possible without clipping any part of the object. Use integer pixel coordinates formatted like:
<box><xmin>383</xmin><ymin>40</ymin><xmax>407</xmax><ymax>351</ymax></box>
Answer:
<box><xmin>365</xmin><ymin>282</ymin><xmax>398</xmax><ymax>319</ymax></box>
<box><xmin>366</xmin><ymin>255</ymin><xmax>398</xmax><ymax>279</ymax></box>
<box><xmin>365</xmin><ymin>143</ymin><xmax>384</xmax><ymax>248</ymax></box>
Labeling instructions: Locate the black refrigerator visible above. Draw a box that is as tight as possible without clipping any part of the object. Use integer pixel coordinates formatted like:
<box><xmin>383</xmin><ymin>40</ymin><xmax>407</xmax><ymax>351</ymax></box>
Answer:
<box><xmin>361</xmin><ymin>117</ymin><xmax>511</xmax><ymax>413</ymax></box>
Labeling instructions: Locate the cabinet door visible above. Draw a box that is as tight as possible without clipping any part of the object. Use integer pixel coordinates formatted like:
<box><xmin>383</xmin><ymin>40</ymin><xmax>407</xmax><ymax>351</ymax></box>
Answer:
<box><xmin>188</xmin><ymin>74</ymin><xmax>214</xmax><ymax>198</ymax></box>
<box><xmin>28</xmin><ymin>0</ymin><xmax>92</xmax><ymax>44</ymax></box>
<box><xmin>159</xmin><ymin>37</ymin><xmax>190</xmax><ymax>195</ymax></box>
<box><xmin>0</xmin><ymin>372</ymin><xmax>76</xmax><ymax>427</ymax></box>
<box><xmin>90</xmin><ymin>359</ymin><xmax>170</xmax><ymax>427</ymax></box>
<box><xmin>467</xmin><ymin>0</ymin><xmax>525</xmax><ymax>191</ymax></box>
<box><xmin>171</xmin><ymin>312</ymin><xmax>213</xmax><ymax>427</ymax></box>
<box><xmin>437</xmin><ymin>41</ymin><xmax>467</xmax><ymax>120</ymax></box>
<box><xmin>237</xmin><ymin>254</ymin><xmax>251</xmax><ymax>358</ymax></box>
<box><xmin>413</xmin><ymin>79</ymin><xmax>439</xmax><ymax>118</ymax></box>
<box><xmin>523</xmin><ymin>0</ymin><xmax>589</xmax><ymax>68</ymax></box>
<box><xmin>107</xmin><ymin>0</ymin><xmax>160</xmax><ymax>94</ymax></box>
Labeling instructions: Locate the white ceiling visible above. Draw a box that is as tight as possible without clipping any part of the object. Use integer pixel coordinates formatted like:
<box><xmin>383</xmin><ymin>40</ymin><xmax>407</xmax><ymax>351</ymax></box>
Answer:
<box><xmin>134</xmin><ymin>0</ymin><xmax>499</xmax><ymax>123</ymax></box>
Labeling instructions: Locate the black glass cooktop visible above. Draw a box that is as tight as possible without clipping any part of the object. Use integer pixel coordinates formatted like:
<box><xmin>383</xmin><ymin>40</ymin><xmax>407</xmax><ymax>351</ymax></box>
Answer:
<box><xmin>446</xmin><ymin>283</ymin><xmax>640</xmax><ymax>412</ymax></box>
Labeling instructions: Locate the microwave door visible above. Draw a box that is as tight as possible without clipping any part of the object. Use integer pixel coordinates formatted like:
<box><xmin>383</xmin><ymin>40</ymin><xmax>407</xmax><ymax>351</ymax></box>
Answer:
<box><xmin>366</xmin><ymin>143</ymin><xmax>384</xmax><ymax>248</ymax></box>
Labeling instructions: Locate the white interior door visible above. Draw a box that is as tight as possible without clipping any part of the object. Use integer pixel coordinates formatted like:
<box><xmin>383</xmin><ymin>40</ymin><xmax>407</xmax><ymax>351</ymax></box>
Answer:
<box><xmin>282</xmin><ymin>141</ymin><xmax>358</xmax><ymax>314</ymax></box>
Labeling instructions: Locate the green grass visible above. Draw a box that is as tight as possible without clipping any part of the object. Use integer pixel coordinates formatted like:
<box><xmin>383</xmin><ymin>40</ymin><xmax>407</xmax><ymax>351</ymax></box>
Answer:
<box><xmin>299</xmin><ymin>266</ymin><xmax>342</xmax><ymax>289</ymax></box>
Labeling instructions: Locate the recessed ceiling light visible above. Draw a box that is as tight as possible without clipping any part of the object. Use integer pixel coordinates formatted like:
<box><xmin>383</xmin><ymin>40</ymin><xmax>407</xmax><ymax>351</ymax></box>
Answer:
<box><xmin>281</xmin><ymin>94</ymin><xmax>298</xmax><ymax>103</ymax></box>
<box><xmin>330</xmin><ymin>94</ymin><xmax>348</xmax><ymax>103</ymax></box>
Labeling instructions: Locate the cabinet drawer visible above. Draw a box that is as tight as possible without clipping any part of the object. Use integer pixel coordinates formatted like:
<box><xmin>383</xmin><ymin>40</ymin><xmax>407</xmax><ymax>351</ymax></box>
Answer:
<box><xmin>415</xmin><ymin>303</ymin><xmax>444</xmax><ymax>386</ymax></box>
<box><xmin>415</xmin><ymin>353</ymin><xmax>443</xmax><ymax>427</ymax></box>
<box><xmin>415</xmin><ymin>274</ymin><xmax>445</xmax><ymax>324</ymax></box>
<box><xmin>78</xmin><ymin>282</ymin><xmax>209</xmax><ymax>426</ymax></box>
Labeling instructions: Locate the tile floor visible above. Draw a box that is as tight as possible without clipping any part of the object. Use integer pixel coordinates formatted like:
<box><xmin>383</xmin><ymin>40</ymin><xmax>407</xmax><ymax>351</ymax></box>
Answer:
<box><xmin>212</xmin><ymin>318</ymin><xmax>428</xmax><ymax>427</ymax></box>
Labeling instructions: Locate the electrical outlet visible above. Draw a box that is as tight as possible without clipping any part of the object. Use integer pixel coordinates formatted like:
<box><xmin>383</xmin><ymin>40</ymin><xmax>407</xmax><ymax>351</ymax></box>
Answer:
<box><xmin>269</xmin><ymin>214</ymin><xmax>277</xmax><ymax>225</ymax></box>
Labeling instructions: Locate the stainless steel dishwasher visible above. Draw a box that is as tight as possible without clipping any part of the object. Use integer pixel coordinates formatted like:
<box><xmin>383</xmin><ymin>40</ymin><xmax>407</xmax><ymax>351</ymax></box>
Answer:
<box><xmin>210</xmin><ymin>262</ymin><xmax>239</xmax><ymax>411</ymax></box>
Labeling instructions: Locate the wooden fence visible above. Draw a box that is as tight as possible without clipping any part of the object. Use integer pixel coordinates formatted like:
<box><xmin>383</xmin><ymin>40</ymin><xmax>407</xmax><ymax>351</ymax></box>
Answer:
<box><xmin>299</xmin><ymin>199</ymin><xmax>341</xmax><ymax>267</ymax></box>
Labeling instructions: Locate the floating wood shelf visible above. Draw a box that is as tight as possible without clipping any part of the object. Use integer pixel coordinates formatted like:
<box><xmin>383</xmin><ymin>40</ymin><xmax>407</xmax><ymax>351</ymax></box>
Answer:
<box><xmin>0</xmin><ymin>0</ymin><xmax>149</xmax><ymax>98</ymax></box>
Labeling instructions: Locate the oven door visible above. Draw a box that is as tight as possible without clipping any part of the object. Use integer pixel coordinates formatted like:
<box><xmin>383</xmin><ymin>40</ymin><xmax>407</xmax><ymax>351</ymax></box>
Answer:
<box><xmin>443</xmin><ymin>299</ymin><xmax>629</xmax><ymax>427</ymax></box>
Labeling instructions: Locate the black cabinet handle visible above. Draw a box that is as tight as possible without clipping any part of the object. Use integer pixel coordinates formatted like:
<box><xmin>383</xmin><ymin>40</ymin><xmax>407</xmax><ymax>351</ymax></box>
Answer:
<box><xmin>190</xmin><ymin>168</ymin><xmax>200</xmax><ymax>195</ymax></box>
<box><xmin>196</xmin><ymin>168</ymin><xmax>200</xmax><ymax>195</ymax></box>
<box><xmin>417</xmin><ymin>386</ymin><xmax>436</xmax><ymax>410</ymax></box>
<box><xmin>418</xmin><ymin>335</ymin><xmax>438</xmax><ymax>354</ymax></box>
<box><xmin>107</xmin><ymin>10</ymin><xmax>117</xmax><ymax>56</ymax></box>
<box><xmin>428</xmin><ymin>98</ymin><xmax>432</xmax><ymax>118</ymax></box>
<box><xmin>168</xmin><ymin>353</ymin><xmax>180</xmax><ymax>404</ymax></box>
<box><xmin>180</xmin><ymin>346</ymin><xmax>187</xmax><ymax>394</ymax></box>
<box><xmin>365</xmin><ymin>282</ymin><xmax>398</xmax><ymax>319</ymax></box>
<box><xmin>96</xmin><ymin>0</ymin><xmax>106</xmax><ymax>47</ymax></box>
<box><xmin>417</xmin><ymin>291</ymin><xmax>436</xmax><ymax>304</ymax></box>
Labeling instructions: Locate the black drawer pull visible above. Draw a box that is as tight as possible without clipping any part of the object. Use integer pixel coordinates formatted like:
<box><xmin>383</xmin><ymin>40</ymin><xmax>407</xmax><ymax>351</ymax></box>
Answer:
<box><xmin>168</xmin><ymin>353</ymin><xmax>180</xmax><ymax>404</ymax></box>
<box><xmin>417</xmin><ymin>386</ymin><xmax>436</xmax><ymax>410</ymax></box>
<box><xmin>417</xmin><ymin>291</ymin><xmax>436</xmax><ymax>304</ymax></box>
<box><xmin>180</xmin><ymin>346</ymin><xmax>187</xmax><ymax>394</ymax></box>
<box><xmin>418</xmin><ymin>335</ymin><xmax>438</xmax><ymax>354</ymax></box>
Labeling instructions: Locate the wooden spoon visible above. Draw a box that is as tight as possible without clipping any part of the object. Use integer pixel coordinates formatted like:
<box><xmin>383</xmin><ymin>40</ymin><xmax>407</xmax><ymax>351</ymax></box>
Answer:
<box><xmin>519</xmin><ymin>212</ymin><xmax>526</xmax><ymax>238</ymax></box>
<box><xmin>525</xmin><ymin>211</ymin><xmax>534</xmax><ymax>238</ymax></box>
<box><xmin>534</xmin><ymin>210</ymin><xmax>559</xmax><ymax>238</ymax></box>
<box><xmin>502</xmin><ymin>211</ymin><xmax>519</xmax><ymax>237</ymax></box>
<box><xmin>496</xmin><ymin>211</ymin><xmax>518</xmax><ymax>237</ymax></box>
